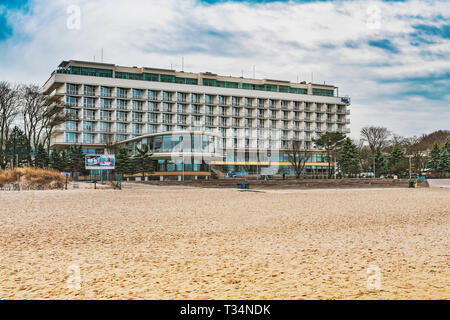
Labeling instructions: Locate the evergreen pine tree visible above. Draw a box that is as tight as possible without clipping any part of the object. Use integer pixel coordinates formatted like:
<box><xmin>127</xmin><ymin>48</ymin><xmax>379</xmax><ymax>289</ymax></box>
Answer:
<box><xmin>427</xmin><ymin>143</ymin><xmax>441</xmax><ymax>171</ymax></box>
<box><xmin>442</xmin><ymin>136</ymin><xmax>450</xmax><ymax>154</ymax></box>
<box><xmin>49</xmin><ymin>149</ymin><xmax>64</xmax><ymax>171</ymax></box>
<box><xmin>5</xmin><ymin>126</ymin><xmax>31</xmax><ymax>168</ymax></box>
<box><xmin>34</xmin><ymin>143</ymin><xmax>50</xmax><ymax>168</ymax></box>
<box><xmin>60</xmin><ymin>150</ymin><xmax>69</xmax><ymax>172</ymax></box>
<box><xmin>388</xmin><ymin>145</ymin><xmax>408</xmax><ymax>176</ymax></box>
<box><xmin>115</xmin><ymin>147</ymin><xmax>133</xmax><ymax>175</ymax></box>
<box><xmin>68</xmin><ymin>145</ymin><xmax>86</xmax><ymax>174</ymax></box>
<box><xmin>438</xmin><ymin>149</ymin><xmax>450</xmax><ymax>174</ymax></box>
<box><xmin>337</xmin><ymin>138</ymin><xmax>360</xmax><ymax>176</ymax></box>
<box><xmin>373</xmin><ymin>150</ymin><xmax>388</xmax><ymax>177</ymax></box>
<box><xmin>134</xmin><ymin>144</ymin><xmax>155</xmax><ymax>179</ymax></box>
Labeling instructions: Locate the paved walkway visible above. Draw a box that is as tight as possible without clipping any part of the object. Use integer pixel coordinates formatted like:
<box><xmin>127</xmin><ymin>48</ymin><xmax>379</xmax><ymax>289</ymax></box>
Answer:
<box><xmin>427</xmin><ymin>179</ymin><xmax>450</xmax><ymax>188</ymax></box>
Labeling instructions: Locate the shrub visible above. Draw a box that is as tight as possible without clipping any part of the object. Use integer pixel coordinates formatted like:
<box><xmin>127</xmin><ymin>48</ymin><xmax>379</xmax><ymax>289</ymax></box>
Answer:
<box><xmin>0</xmin><ymin>167</ymin><xmax>66</xmax><ymax>190</ymax></box>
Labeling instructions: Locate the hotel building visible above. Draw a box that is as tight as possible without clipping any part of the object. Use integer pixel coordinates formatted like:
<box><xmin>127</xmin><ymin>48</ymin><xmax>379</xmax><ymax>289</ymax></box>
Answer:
<box><xmin>42</xmin><ymin>60</ymin><xmax>351</xmax><ymax>179</ymax></box>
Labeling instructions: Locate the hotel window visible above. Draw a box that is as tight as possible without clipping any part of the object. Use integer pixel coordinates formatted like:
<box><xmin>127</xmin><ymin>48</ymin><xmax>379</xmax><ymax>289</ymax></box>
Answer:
<box><xmin>163</xmin><ymin>91</ymin><xmax>172</xmax><ymax>101</ymax></box>
<box><xmin>133</xmin><ymin>100</ymin><xmax>142</xmax><ymax>110</ymax></box>
<box><xmin>257</xmin><ymin>99</ymin><xmax>265</xmax><ymax>107</ymax></box>
<box><xmin>205</xmin><ymin>95</ymin><xmax>213</xmax><ymax>104</ymax></box>
<box><xmin>83</xmin><ymin>97</ymin><xmax>94</xmax><ymax>108</ymax></box>
<box><xmin>117</xmin><ymin>88</ymin><xmax>127</xmax><ymax>98</ymax></box>
<box><xmin>117</xmin><ymin>99</ymin><xmax>126</xmax><ymax>110</ymax></box>
<box><xmin>133</xmin><ymin>89</ymin><xmax>143</xmax><ymax>99</ymax></box>
<box><xmin>117</xmin><ymin>123</ymin><xmax>127</xmax><ymax>133</ymax></box>
<box><xmin>100</xmin><ymin>87</ymin><xmax>112</xmax><ymax>97</ymax></box>
<box><xmin>244</xmin><ymin>97</ymin><xmax>252</xmax><ymax>107</ymax></box>
<box><xmin>100</xmin><ymin>98</ymin><xmax>111</xmax><ymax>109</ymax></box>
<box><xmin>117</xmin><ymin>134</ymin><xmax>127</xmax><ymax>141</ymax></box>
<box><xmin>191</xmin><ymin>93</ymin><xmax>200</xmax><ymax>103</ymax></box>
<box><xmin>84</xmin><ymin>85</ymin><xmax>95</xmax><ymax>96</ymax></box>
<box><xmin>100</xmin><ymin>110</ymin><xmax>111</xmax><ymax>121</ymax></box>
<box><xmin>116</xmin><ymin>111</ymin><xmax>126</xmax><ymax>121</ymax></box>
<box><xmin>148</xmin><ymin>90</ymin><xmax>157</xmax><ymax>100</ymax></box>
<box><xmin>83</xmin><ymin>133</ymin><xmax>94</xmax><ymax>144</ymax></box>
<box><xmin>269</xmin><ymin>100</ymin><xmax>276</xmax><ymax>108</ymax></box>
<box><xmin>66</xmin><ymin>132</ymin><xmax>77</xmax><ymax>143</ymax></box>
<box><xmin>66</xmin><ymin>96</ymin><xmax>78</xmax><ymax>107</ymax></box>
<box><xmin>219</xmin><ymin>96</ymin><xmax>226</xmax><ymax>105</ymax></box>
<box><xmin>99</xmin><ymin>122</ymin><xmax>110</xmax><ymax>132</ymax></box>
<box><xmin>177</xmin><ymin>92</ymin><xmax>186</xmax><ymax>102</ymax></box>
<box><xmin>66</xmin><ymin>121</ymin><xmax>77</xmax><ymax>131</ymax></box>
<box><xmin>133</xmin><ymin>112</ymin><xmax>143</xmax><ymax>122</ymax></box>
<box><xmin>191</xmin><ymin>105</ymin><xmax>201</xmax><ymax>114</ymax></box>
<box><xmin>162</xmin><ymin>103</ymin><xmax>172</xmax><ymax>112</ymax></box>
<box><xmin>148</xmin><ymin>113</ymin><xmax>158</xmax><ymax>122</ymax></box>
<box><xmin>132</xmin><ymin>124</ymin><xmax>142</xmax><ymax>134</ymax></box>
<box><xmin>66</xmin><ymin>108</ymin><xmax>77</xmax><ymax>119</ymax></box>
<box><xmin>83</xmin><ymin>109</ymin><xmax>95</xmax><ymax>120</ymax></box>
<box><xmin>177</xmin><ymin>114</ymin><xmax>187</xmax><ymax>124</ymax></box>
<box><xmin>232</xmin><ymin>97</ymin><xmax>239</xmax><ymax>106</ymax></box>
<box><xmin>66</xmin><ymin>84</ymin><xmax>78</xmax><ymax>95</ymax></box>
<box><xmin>148</xmin><ymin>101</ymin><xmax>158</xmax><ymax>111</ymax></box>
<box><xmin>163</xmin><ymin>114</ymin><xmax>171</xmax><ymax>124</ymax></box>
<box><xmin>83</xmin><ymin>121</ymin><xmax>95</xmax><ymax>132</ymax></box>
<box><xmin>281</xmin><ymin>101</ymin><xmax>288</xmax><ymax>109</ymax></box>
<box><xmin>148</xmin><ymin>124</ymin><xmax>156</xmax><ymax>133</ymax></box>
<box><xmin>177</xmin><ymin>104</ymin><xmax>186</xmax><ymax>113</ymax></box>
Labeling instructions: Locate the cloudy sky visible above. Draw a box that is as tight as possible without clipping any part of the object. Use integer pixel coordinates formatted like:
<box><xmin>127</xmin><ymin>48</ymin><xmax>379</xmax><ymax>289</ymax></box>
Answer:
<box><xmin>0</xmin><ymin>0</ymin><xmax>448</xmax><ymax>138</ymax></box>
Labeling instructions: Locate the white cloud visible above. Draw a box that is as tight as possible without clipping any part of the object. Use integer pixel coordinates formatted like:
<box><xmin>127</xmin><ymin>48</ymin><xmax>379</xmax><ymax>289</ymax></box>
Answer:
<box><xmin>0</xmin><ymin>0</ymin><xmax>448</xmax><ymax>138</ymax></box>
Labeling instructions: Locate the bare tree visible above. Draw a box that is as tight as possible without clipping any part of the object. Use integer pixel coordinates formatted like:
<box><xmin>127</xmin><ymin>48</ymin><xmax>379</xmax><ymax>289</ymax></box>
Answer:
<box><xmin>360</xmin><ymin>126</ymin><xmax>391</xmax><ymax>153</ymax></box>
<box><xmin>355</xmin><ymin>139</ymin><xmax>372</xmax><ymax>172</ymax></box>
<box><xmin>42</xmin><ymin>103</ymin><xmax>66</xmax><ymax>153</ymax></box>
<box><xmin>286</xmin><ymin>140</ymin><xmax>310</xmax><ymax>179</ymax></box>
<box><xmin>0</xmin><ymin>82</ymin><xmax>21</xmax><ymax>168</ymax></box>
<box><xmin>21</xmin><ymin>85</ymin><xmax>65</xmax><ymax>153</ymax></box>
<box><xmin>21</xmin><ymin>85</ymin><xmax>47</xmax><ymax>150</ymax></box>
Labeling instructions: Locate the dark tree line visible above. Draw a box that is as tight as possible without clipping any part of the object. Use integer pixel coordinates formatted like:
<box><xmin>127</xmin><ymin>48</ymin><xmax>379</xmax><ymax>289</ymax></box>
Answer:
<box><xmin>286</xmin><ymin>127</ymin><xmax>450</xmax><ymax>179</ymax></box>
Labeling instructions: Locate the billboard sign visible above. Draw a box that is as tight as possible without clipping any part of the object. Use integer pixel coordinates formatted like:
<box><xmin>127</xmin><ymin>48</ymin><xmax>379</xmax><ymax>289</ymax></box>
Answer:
<box><xmin>85</xmin><ymin>154</ymin><xmax>115</xmax><ymax>170</ymax></box>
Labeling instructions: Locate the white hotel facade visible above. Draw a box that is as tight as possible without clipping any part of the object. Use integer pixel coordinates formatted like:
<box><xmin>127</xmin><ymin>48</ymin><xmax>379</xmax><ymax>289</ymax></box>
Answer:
<box><xmin>43</xmin><ymin>60</ymin><xmax>351</xmax><ymax>178</ymax></box>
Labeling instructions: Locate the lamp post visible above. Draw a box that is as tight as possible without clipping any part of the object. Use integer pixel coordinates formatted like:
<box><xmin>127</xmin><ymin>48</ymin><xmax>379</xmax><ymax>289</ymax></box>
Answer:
<box><xmin>408</xmin><ymin>155</ymin><xmax>413</xmax><ymax>180</ymax></box>
<box><xmin>373</xmin><ymin>157</ymin><xmax>376</xmax><ymax>178</ymax></box>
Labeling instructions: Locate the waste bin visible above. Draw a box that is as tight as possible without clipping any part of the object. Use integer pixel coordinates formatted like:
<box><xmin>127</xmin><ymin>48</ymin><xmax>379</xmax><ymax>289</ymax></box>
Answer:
<box><xmin>241</xmin><ymin>182</ymin><xmax>247</xmax><ymax>190</ymax></box>
<box><xmin>409</xmin><ymin>181</ymin><xmax>414</xmax><ymax>188</ymax></box>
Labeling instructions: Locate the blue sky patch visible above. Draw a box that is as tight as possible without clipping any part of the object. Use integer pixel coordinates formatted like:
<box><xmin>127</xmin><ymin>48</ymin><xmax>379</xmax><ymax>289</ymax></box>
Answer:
<box><xmin>368</xmin><ymin>39</ymin><xmax>399</xmax><ymax>54</ymax></box>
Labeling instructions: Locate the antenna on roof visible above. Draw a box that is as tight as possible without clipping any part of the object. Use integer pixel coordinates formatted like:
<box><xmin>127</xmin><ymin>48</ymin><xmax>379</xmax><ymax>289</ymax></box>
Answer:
<box><xmin>311</xmin><ymin>72</ymin><xmax>313</xmax><ymax>83</ymax></box>
<box><xmin>241</xmin><ymin>70</ymin><xmax>244</xmax><ymax>77</ymax></box>
<box><xmin>94</xmin><ymin>56</ymin><xmax>96</xmax><ymax>62</ymax></box>
<box><xmin>101</xmin><ymin>48</ymin><xmax>104</xmax><ymax>63</ymax></box>
<box><xmin>181</xmin><ymin>57</ymin><xmax>184</xmax><ymax>71</ymax></box>
<box><xmin>253</xmin><ymin>65</ymin><xmax>255</xmax><ymax>79</ymax></box>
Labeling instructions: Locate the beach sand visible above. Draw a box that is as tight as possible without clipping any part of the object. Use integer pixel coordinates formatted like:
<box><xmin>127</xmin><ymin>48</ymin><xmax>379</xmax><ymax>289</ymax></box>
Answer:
<box><xmin>0</xmin><ymin>187</ymin><xmax>448</xmax><ymax>299</ymax></box>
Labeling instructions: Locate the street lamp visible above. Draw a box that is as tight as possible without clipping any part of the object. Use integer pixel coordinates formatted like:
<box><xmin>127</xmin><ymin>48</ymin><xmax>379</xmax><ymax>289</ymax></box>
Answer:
<box><xmin>408</xmin><ymin>155</ymin><xmax>413</xmax><ymax>180</ymax></box>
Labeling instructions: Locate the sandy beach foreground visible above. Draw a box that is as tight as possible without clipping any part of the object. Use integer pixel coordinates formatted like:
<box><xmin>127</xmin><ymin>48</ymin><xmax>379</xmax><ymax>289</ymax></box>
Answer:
<box><xmin>0</xmin><ymin>187</ymin><xmax>448</xmax><ymax>299</ymax></box>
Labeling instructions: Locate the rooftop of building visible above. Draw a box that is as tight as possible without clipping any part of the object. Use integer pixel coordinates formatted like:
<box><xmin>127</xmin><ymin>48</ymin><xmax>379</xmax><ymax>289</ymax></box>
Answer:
<box><xmin>45</xmin><ymin>60</ymin><xmax>345</xmax><ymax>98</ymax></box>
